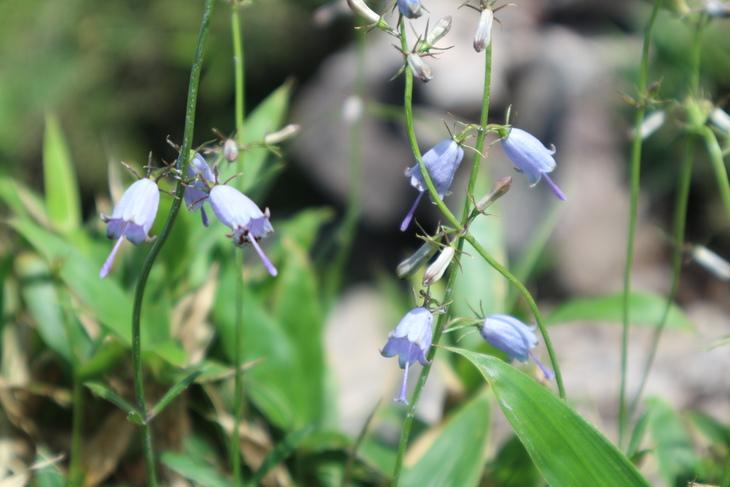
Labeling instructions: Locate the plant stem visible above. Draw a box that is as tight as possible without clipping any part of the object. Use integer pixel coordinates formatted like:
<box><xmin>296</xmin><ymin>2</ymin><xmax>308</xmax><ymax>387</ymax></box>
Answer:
<box><xmin>130</xmin><ymin>1</ymin><xmax>215</xmax><ymax>484</ymax></box>
<box><xmin>232</xmin><ymin>1</ymin><xmax>246</xmax><ymax>178</ymax></box>
<box><xmin>232</xmin><ymin>250</ymin><xmax>245</xmax><ymax>483</ymax></box>
<box><xmin>618</xmin><ymin>0</ymin><xmax>662</xmax><ymax>450</ymax></box>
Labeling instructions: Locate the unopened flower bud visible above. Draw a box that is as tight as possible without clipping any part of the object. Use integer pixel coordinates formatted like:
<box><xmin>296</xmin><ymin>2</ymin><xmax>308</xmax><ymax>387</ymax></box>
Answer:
<box><xmin>397</xmin><ymin>0</ymin><xmax>423</xmax><ymax>19</ymax></box>
<box><xmin>473</xmin><ymin>9</ymin><xmax>494</xmax><ymax>52</ymax></box>
<box><xmin>396</xmin><ymin>239</ymin><xmax>440</xmax><ymax>279</ymax></box>
<box><xmin>406</xmin><ymin>53</ymin><xmax>432</xmax><ymax>83</ymax></box>
<box><xmin>417</xmin><ymin>16</ymin><xmax>452</xmax><ymax>52</ymax></box>
<box><xmin>224</xmin><ymin>138</ymin><xmax>238</xmax><ymax>162</ymax></box>
<box><xmin>471</xmin><ymin>177</ymin><xmax>512</xmax><ymax>218</ymax></box>
<box><xmin>633</xmin><ymin>110</ymin><xmax>666</xmax><ymax>139</ymax></box>
<box><xmin>690</xmin><ymin>245</ymin><xmax>730</xmax><ymax>281</ymax></box>
<box><xmin>704</xmin><ymin>0</ymin><xmax>730</xmax><ymax>17</ymax></box>
<box><xmin>346</xmin><ymin>0</ymin><xmax>381</xmax><ymax>24</ymax></box>
<box><xmin>710</xmin><ymin>107</ymin><xmax>730</xmax><ymax>134</ymax></box>
<box><xmin>422</xmin><ymin>246</ymin><xmax>455</xmax><ymax>286</ymax></box>
<box><xmin>264</xmin><ymin>124</ymin><xmax>300</xmax><ymax>145</ymax></box>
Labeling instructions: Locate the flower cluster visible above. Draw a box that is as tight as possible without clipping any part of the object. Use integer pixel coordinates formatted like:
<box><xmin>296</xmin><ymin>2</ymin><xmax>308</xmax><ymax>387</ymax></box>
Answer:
<box><xmin>100</xmin><ymin>154</ymin><xmax>277</xmax><ymax>278</ymax></box>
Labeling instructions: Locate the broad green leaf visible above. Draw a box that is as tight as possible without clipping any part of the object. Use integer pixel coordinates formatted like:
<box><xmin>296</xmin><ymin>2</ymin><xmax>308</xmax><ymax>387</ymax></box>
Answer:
<box><xmin>43</xmin><ymin>113</ymin><xmax>80</xmax><ymax>232</ymax></box>
<box><xmin>646</xmin><ymin>397</ymin><xmax>699</xmax><ymax>486</ymax></box>
<box><xmin>246</xmin><ymin>425</ymin><xmax>314</xmax><ymax>487</ymax></box>
<box><xmin>16</xmin><ymin>252</ymin><xmax>70</xmax><ymax>361</ymax></box>
<box><xmin>76</xmin><ymin>340</ymin><xmax>126</xmax><ymax>380</ymax></box>
<box><xmin>160</xmin><ymin>436</ymin><xmax>233</xmax><ymax>487</ymax></box>
<box><xmin>486</xmin><ymin>434</ymin><xmax>542</xmax><ymax>487</ymax></box>
<box><xmin>446</xmin><ymin>347</ymin><xmax>651</xmax><ymax>487</ymax></box>
<box><xmin>400</xmin><ymin>390</ymin><xmax>491</xmax><ymax>487</ymax></box>
<box><xmin>546</xmin><ymin>292</ymin><xmax>693</xmax><ymax>330</ymax></box>
<box><xmin>234</xmin><ymin>82</ymin><xmax>292</xmax><ymax>195</ymax></box>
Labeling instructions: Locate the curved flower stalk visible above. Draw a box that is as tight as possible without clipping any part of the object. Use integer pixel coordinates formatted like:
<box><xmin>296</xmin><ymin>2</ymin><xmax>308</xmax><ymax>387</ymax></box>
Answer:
<box><xmin>208</xmin><ymin>184</ymin><xmax>277</xmax><ymax>276</ymax></box>
<box><xmin>380</xmin><ymin>307</ymin><xmax>433</xmax><ymax>404</ymax></box>
<box><xmin>183</xmin><ymin>153</ymin><xmax>215</xmax><ymax>227</ymax></box>
<box><xmin>401</xmin><ymin>138</ymin><xmax>465</xmax><ymax>231</ymax></box>
<box><xmin>100</xmin><ymin>178</ymin><xmax>160</xmax><ymax>279</ymax></box>
<box><xmin>479</xmin><ymin>314</ymin><xmax>553</xmax><ymax>379</ymax></box>
<box><xmin>499</xmin><ymin>127</ymin><xmax>567</xmax><ymax>201</ymax></box>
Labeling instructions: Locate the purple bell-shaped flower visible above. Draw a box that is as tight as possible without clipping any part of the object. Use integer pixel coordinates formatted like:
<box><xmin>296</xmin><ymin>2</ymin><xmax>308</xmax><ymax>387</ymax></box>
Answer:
<box><xmin>479</xmin><ymin>314</ymin><xmax>553</xmax><ymax>379</ymax></box>
<box><xmin>183</xmin><ymin>154</ymin><xmax>215</xmax><ymax>227</ymax></box>
<box><xmin>500</xmin><ymin>127</ymin><xmax>567</xmax><ymax>201</ymax></box>
<box><xmin>100</xmin><ymin>178</ymin><xmax>160</xmax><ymax>278</ymax></box>
<box><xmin>401</xmin><ymin>139</ymin><xmax>464</xmax><ymax>231</ymax></box>
<box><xmin>380</xmin><ymin>307</ymin><xmax>433</xmax><ymax>404</ymax></box>
<box><xmin>397</xmin><ymin>0</ymin><xmax>422</xmax><ymax>18</ymax></box>
<box><xmin>208</xmin><ymin>184</ymin><xmax>277</xmax><ymax>276</ymax></box>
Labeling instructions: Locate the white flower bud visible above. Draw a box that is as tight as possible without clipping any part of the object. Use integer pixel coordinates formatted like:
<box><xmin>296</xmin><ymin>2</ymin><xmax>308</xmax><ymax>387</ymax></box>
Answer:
<box><xmin>264</xmin><ymin>124</ymin><xmax>300</xmax><ymax>145</ymax></box>
<box><xmin>406</xmin><ymin>53</ymin><xmax>432</xmax><ymax>82</ymax></box>
<box><xmin>473</xmin><ymin>9</ymin><xmax>494</xmax><ymax>53</ymax></box>
<box><xmin>346</xmin><ymin>0</ymin><xmax>380</xmax><ymax>25</ymax></box>
<box><xmin>690</xmin><ymin>245</ymin><xmax>730</xmax><ymax>281</ymax></box>
<box><xmin>224</xmin><ymin>138</ymin><xmax>238</xmax><ymax>162</ymax></box>
<box><xmin>396</xmin><ymin>240</ymin><xmax>439</xmax><ymax>279</ymax></box>
<box><xmin>417</xmin><ymin>16</ymin><xmax>452</xmax><ymax>52</ymax></box>
<box><xmin>710</xmin><ymin>107</ymin><xmax>730</xmax><ymax>134</ymax></box>
<box><xmin>422</xmin><ymin>246</ymin><xmax>455</xmax><ymax>286</ymax></box>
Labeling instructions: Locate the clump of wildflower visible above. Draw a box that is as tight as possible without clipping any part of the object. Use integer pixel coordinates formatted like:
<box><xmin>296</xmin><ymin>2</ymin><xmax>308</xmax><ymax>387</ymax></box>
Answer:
<box><xmin>401</xmin><ymin>139</ymin><xmax>464</xmax><ymax>231</ymax></box>
<box><xmin>380</xmin><ymin>307</ymin><xmax>433</xmax><ymax>404</ymax></box>
<box><xmin>479</xmin><ymin>314</ymin><xmax>553</xmax><ymax>379</ymax></box>
<box><xmin>183</xmin><ymin>153</ymin><xmax>215</xmax><ymax>227</ymax></box>
<box><xmin>499</xmin><ymin>127</ymin><xmax>567</xmax><ymax>201</ymax></box>
<box><xmin>208</xmin><ymin>184</ymin><xmax>277</xmax><ymax>276</ymax></box>
<box><xmin>100</xmin><ymin>177</ymin><xmax>160</xmax><ymax>278</ymax></box>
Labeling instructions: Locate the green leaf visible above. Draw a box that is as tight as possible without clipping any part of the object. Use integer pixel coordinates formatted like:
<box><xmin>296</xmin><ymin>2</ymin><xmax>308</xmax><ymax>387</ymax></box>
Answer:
<box><xmin>160</xmin><ymin>436</ymin><xmax>233</xmax><ymax>487</ymax></box>
<box><xmin>546</xmin><ymin>292</ymin><xmax>693</xmax><ymax>330</ymax></box>
<box><xmin>43</xmin><ymin>113</ymin><xmax>80</xmax><ymax>232</ymax></box>
<box><xmin>148</xmin><ymin>369</ymin><xmax>203</xmax><ymax>420</ymax></box>
<box><xmin>235</xmin><ymin>82</ymin><xmax>292</xmax><ymax>195</ymax></box>
<box><xmin>246</xmin><ymin>425</ymin><xmax>314</xmax><ymax>487</ymax></box>
<box><xmin>486</xmin><ymin>434</ymin><xmax>542</xmax><ymax>487</ymax></box>
<box><xmin>400</xmin><ymin>391</ymin><xmax>491</xmax><ymax>487</ymax></box>
<box><xmin>446</xmin><ymin>347</ymin><xmax>651</xmax><ymax>487</ymax></box>
<box><xmin>85</xmin><ymin>382</ymin><xmax>137</xmax><ymax>416</ymax></box>
<box><xmin>646</xmin><ymin>397</ymin><xmax>699</xmax><ymax>486</ymax></box>
<box><xmin>16</xmin><ymin>252</ymin><xmax>71</xmax><ymax>361</ymax></box>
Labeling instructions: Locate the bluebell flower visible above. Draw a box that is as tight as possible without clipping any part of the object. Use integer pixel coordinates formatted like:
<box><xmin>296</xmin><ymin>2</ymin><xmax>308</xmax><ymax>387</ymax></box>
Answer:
<box><xmin>401</xmin><ymin>139</ymin><xmax>464</xmax><ymax>231</ymax></box>
<box><xmin>380</xmin><ymin>307</ymin><xmax>433</xmax><ymax>404</ymax></box>
<box><xmin>473</xmin><ymin>9</ymin><xmax>494</xmax><ymax>52</ymax></box>
<box><xmin>100</xmin><ymin>178</ymin><xmax>160</xmax><ymax>278</ymax></box>
<box><xmin>397</xmin><ymin>0</ymin><xmax>422</xmax><ymax>18</ymax></box>
<box><xmin>183</xmin><ymin>154</ymin><xmax>215</xmax><ymax>227</ymax></box>
<box><xmin>208</xmin><ymin>184</ymin><xmax>277</xmax><ymax>276</ymax></box>
<box><xmin>499</xmin><ymin>127</ymin><xmax>567</xmax><ymax>201</ymax></box>
<box><xmin>479</xmin><ymin>314</ymin><xmax>553</xmax><ymax>379</ymax></box>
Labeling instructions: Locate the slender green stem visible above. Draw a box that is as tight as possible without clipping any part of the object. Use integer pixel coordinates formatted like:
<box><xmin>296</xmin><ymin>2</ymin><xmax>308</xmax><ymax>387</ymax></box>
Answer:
<box><xmin>130</xmin><ymin>2</ymin><xmax>215</xmax><ymax>484</ymax></box>
<box><xmin>700</xmin><ymin>126</ymin><xmax>730</xmax><ymax>218</ymax></box>
<box><xmin>232</xmin><ymin>2</ymin><xmax>245</xmax><ymax>157</ymax></box>
<box><xmin>232</xmin><ymin>250</ymin><xmax>245</xmax><ymax>483</ymax></box>
<box><xmin>618</xmin><ymin>0</ymin><xmax>662</xmax><ymax>450</ymax></box>
<box><xmin>629</xmin><ymin>138</ymin><xmax>693</xmax><ymax>420</ymax></box>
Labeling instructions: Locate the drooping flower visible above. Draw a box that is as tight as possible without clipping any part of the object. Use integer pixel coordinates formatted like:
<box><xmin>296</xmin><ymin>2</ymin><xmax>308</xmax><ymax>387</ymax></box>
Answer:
<box><xmin>401</xmin><ymin>139</ymin><xmax>464</xmax><ymax>231</ymax></box>
<box><xmin>422</xmin><ymin>245</ymin><xmax>455</xmax><ymax>286</ymax></box>
<box><xmin>479</xmin><ymin>314</ymin><xmax>553</xmax><ymax>379</ymax></box>
<box><xmin>397</xmin><ymin>0</ymin><xmax>422</xmax><ymax>18</ymax></box>
<box><xmin>499</xmin><ymin>127</ymin><xmax>567</xmax><ymax>201</ymax></box>
<box><xmin>208</xmin><ymin>184</ymin><xmax>277</xmax><ymax>276</ymax></box>
<box><xmin>100</xmin><ymin>178</ymin><xmax>160</xmax><ymax>278</ymax></box>
<box><xmin>406</xmin><ymin>53</ymin><xmax>432</xmax><ymax>83</ymax></box>
<box><xmin>183</xmin><ymin>154</ymin><xmax>215</xmax><ymax>227</ymax></box>
<box><xmin>380</xmin><ymin>307</ymin><xmax>433</xmax><ymax>404</ymax></box>
<box><xmin>473</xmin><ymin>9</ymin><xmax>494</xmax><ymax>52</ymax></box>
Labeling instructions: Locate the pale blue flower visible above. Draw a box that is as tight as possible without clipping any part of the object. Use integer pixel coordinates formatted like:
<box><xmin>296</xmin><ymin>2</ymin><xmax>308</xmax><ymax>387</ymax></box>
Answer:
<box><xmin>479</xmin><ymin>314</ymin><xmax>553</xmax><ymax>379</ymax></box>
<box><xmin>100</xmin><ymin>178</ymin><xmax>160</xmax><ymax>278</ymax></box>
<box><xmin>397</xmin><ymin>0</ymin><xmax>422</xmax><ymax>18</ymax></box>
<box><xmin>401</xmin><ymin>139</ymin><xmax>464</xmax><ymax>231</ymax></box>
<box><xmin>183</xmin><ymin>154</ymin><xmax>215</xmax><ymax>227</ymax></box>
<box><xmin>500</xmin><ymin>127</ymin><xmax>567</xmax><ymax>201</ymax></box>
<box><xmin>380</xmin><ymin>307</ymin><xmax>433</xmax><ymax>404</ymax></box>
<box><xmin>208</xmin><ymin>184</ymin><xmax>277</xmax><ymax>276</ymax></box>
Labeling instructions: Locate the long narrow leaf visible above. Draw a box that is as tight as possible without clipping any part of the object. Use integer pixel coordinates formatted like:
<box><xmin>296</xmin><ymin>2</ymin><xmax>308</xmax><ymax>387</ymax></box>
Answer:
<box><xmin>446</xmin><ymin>347</ymin><xmax>651</xmax><ymax>487</ymax></box>
<box><xmin>43</xmin><ymin>113</ymin><xmax>80</xmax><ymax>232</ymax></box>
<box><xmin>84</xmin><ymin>382</ymin><xmax>140</xmax><ymax>423</ymax></box>
<box><xmin>148</xmin><ymin>369</ymin><xmax>203</xmax><ymax>420</ymax></box>
<box><xmin>245</xmin><ymin>425</ymin><xmax>314</xmax><ymax>487</ymax></box>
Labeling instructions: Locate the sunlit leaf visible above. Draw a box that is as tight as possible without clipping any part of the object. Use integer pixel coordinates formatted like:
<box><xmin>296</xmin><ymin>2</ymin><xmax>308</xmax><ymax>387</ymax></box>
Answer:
<box><xmin>446</xmin><ymin>347</ymin><xmax>651</xmax><ymax>487</ymax></box>
<box><xmin>43</xmin><ymin>113</ymin><xmax>80</xmax><ymax>233</ymax></box>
